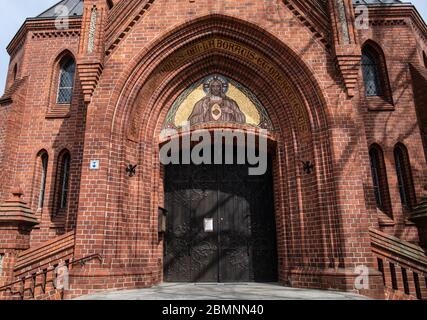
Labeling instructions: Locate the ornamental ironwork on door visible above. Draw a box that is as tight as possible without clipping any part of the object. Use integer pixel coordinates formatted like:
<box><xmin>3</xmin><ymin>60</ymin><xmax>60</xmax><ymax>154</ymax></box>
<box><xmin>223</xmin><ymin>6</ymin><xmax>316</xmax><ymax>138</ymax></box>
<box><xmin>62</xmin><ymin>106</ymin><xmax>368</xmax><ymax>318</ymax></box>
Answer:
<box><xmin>164</xmin><ymin>156</ymin><xmax>278</xmax><ymax>282</ymax></box>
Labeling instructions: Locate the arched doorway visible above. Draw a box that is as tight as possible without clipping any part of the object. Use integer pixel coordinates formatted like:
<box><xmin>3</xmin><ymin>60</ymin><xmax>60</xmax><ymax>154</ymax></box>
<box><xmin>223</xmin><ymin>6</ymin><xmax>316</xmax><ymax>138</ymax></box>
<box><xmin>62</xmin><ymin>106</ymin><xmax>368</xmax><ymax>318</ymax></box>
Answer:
<box><xmin>97</xmin><ymin>14</ymin><xmax>341</xmax><ymax>293</ymax></box>
<box><xmin>161</xmin><ymin>73</ymin><xmax>278</xmax><ymax>282</ymax></box>
<box><xmin>163</xmin><ymin>145</ymin><xmax>278</xmax><ymax>283</ymax></box>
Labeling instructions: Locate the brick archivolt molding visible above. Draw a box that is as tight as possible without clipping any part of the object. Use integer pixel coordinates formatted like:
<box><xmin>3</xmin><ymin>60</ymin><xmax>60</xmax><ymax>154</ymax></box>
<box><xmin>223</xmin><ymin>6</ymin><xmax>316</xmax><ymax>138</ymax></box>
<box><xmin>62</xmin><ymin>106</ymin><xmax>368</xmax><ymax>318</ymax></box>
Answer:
<box><xmin>108</xmin><ymin>15</ymin><xmax>328</xmax><ymax>144</ymax></box>
<box><xmin>105</xmin><ymin>0</ymin><xmax>156</xmax><ymax>56</ymax></box>
<box><xmin>282</xmin><ymin>0</ymin><xmax>331</xmax><ymax>48</ymax></box>
<box><xmin>126</xmin><ymin>37</ymin><xmax>312</xmax><ymax>142</ymax></box>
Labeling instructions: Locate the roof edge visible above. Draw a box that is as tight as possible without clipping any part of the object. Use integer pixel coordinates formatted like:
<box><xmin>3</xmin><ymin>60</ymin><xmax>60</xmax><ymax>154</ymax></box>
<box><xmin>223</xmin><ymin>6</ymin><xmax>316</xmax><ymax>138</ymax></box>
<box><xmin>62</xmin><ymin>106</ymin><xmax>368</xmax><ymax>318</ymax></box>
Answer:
<box><xmin>6</xmin><ymin>16</ymin><xmax>82</xmax><ymax>56</ymax></box>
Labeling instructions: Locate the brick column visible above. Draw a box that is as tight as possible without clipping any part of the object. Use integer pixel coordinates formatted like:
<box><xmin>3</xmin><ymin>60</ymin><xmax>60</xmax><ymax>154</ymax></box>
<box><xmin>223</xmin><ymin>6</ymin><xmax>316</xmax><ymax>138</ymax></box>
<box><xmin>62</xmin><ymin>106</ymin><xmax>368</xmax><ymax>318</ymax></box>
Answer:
<box><xmin>327</xmin><ymin>0</ymin><xmax>361</xmax><ymax>97</ymax></box>
<box><xmin>23</xmin><ymin>277</ymin><xmax>34</xmax><ymax>300</ymax></box>
<box><xmin>407</xmin><ymin>270</ymin><xmax>418</xmax><ymax>299</ymax></box>
<box><xmin>382</xmin><ymin>259</ymin><xmax>392</xmax><ymax>290</ymax></box>
<box><xmin>394</xmin><ymin>265</ymin><xmax>405</xmax><ymax>294</ymax></box>
<box><xmin>419</xmin><ymin>274</ymin><xmax>427</xmax><ymax>300</ymax></box>
<box><xmin>77</xmin><ymin>0</ymin><xmax>107</xmax><ymax>104</ymax></box>
<box><xmin>314</xmin><ymin>93</ymin><xmax>385</xmax><ymax>299</ymax></box>
<box><xmin>0</xmin><ymin>189</ymin><xmax>38</xmax><ymax>292</ymax></box>
<box><xmin>411</xmin><ymin>185</ymin><xmax>427</xmax><ymax>249</ymax></box>
<box><xmin>34</xmin><ymin>272</ymin><xmax>46</xmax><ymax>298</ymax></box>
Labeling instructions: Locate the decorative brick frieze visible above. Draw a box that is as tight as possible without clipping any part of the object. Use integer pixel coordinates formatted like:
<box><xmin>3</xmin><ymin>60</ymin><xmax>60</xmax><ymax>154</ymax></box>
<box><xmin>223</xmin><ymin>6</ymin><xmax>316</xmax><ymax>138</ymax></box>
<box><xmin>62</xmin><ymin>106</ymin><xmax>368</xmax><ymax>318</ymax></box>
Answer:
<box><xmin>369</xmin><ymin>19</ymin><xmax>406</xmax><ymax>27</ymax></box>
<box><xmin>31</xmin><ymin>31</ymin><xmax>80</xmax><ymax>39</ymax></box>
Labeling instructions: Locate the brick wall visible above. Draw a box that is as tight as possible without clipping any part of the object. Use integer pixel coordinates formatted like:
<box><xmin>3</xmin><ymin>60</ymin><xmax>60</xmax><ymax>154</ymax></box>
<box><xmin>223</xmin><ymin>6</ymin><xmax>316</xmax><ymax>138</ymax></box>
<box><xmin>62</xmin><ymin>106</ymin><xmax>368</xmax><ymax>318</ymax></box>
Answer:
<box><xmin>0</xmin><ymin>21</ymin><xmax>86</xmax><ymax>248</ymax></box>
<box><xmin>356</xmin><ymin>17</ymin><xmax>427</xmax><ymax>243</ymax></box>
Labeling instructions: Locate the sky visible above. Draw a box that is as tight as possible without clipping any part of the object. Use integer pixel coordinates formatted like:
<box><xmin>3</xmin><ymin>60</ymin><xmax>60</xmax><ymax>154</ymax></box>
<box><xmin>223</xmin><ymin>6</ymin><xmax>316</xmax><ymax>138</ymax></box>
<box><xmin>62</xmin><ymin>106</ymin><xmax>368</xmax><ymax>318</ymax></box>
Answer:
<box><xmin>0</xmin><ymin>0</ymin><xmax>427</xmax><ymax>92</ymax></box>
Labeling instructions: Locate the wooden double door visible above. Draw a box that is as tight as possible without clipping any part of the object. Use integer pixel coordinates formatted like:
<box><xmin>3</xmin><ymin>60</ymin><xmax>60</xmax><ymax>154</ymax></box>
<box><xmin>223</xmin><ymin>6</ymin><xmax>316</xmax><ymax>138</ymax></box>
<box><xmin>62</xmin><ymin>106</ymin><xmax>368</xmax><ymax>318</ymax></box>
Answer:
<box><xmin>164</xmin><ymin>157</ymin><xmax>278</xmax><ymax>283</ymax></box>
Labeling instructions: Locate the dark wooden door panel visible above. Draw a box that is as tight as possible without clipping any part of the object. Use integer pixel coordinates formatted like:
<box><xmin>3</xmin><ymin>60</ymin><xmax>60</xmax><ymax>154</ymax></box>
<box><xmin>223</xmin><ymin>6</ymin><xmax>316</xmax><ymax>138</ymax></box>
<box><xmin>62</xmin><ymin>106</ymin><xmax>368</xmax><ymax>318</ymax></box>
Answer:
<box><xmin>164</xmin><ymin>157</ymin><xmax>277</xmax><ymax>283</ymax></box>
<box><xmin>164</xmin><ymin>165</ymin><xmax>192</xmax><ymax>282</ymax></box>
<box><xmin>189</xmin><ymin>164</ymin><xmax>219</xmax><ymax>282</ymax></box>
<box><xmin>218</xmin><ymin>164</ymin><xmax>251</xmax><ymax>282</ymax></box>
<box><xmin>248</xmin><ymin>169</ymin><xmax>278</xmax><ymax>282</ymax></box>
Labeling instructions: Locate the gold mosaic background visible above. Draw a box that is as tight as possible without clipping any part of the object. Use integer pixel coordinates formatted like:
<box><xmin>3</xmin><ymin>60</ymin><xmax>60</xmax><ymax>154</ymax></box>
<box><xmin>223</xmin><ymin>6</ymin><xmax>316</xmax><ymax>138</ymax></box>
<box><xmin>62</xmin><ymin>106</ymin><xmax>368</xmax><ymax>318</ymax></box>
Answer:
<box><xmin>174</xmin><ymin>83</ymin><xmax>261</xmax><ymax>127</ymax></box>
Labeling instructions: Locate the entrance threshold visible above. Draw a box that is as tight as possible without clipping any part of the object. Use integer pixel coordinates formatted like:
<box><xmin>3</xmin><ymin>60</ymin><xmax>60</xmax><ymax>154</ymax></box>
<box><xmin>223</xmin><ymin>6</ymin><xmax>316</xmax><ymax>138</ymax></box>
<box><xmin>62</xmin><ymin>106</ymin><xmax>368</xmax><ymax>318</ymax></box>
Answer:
<box><xmin>76</xmin><ymin>283</ymin><xmax>368</xmax><ymax>300</ymax></box>
<box><xmin>193</xmin><ymin>283</ymin><xmax>251</xmax><ymax>286</ymax></box>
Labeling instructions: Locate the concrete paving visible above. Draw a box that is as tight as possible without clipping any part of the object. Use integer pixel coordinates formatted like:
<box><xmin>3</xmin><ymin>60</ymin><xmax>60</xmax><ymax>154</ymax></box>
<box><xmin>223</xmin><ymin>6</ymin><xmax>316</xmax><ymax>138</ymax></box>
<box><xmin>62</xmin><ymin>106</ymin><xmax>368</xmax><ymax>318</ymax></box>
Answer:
<box><xmin>75</xmin><ymin>283</ymin><xmax>368</xmax><ymax>300</ymax></box>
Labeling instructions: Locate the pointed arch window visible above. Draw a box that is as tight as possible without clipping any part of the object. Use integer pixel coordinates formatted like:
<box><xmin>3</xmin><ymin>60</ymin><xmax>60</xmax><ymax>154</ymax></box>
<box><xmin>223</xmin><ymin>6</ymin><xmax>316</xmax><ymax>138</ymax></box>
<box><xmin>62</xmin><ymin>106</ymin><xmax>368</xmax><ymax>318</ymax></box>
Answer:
<box><xmin>362</xmin><ymin>50</ymin><xmax>382</xmax><ymax>97</ymax></box>
<box><xmin>394</xmin><ymin>144</ymin><xmax>415</xmax><ymax>209</ymax></box>
<box><xmin>59</xmin><ymin>152</ymin><xmax>71</xmax><ymax>209</ymax></box>
<box><xmin>56</xmin><ymin>57</ymin><xmax>76</xmax><ymax>104</ymax></box>
<box><xmin>369</xmin><ymin>145</ymin><xmax>392</xmax><ymax>216</ymax></box>
<box><xmin>13</xmin><ymin>64</ymin><xmax>18</xmax><ymax>81</ymax></box>
<box><xmin>55</xmin><ymin>151</ymin><xmax>71</xmax><ymax>213</ymax></box>
<box><xmin>360</xmin><ymin>42</ymin><xmax>393</xmax><ymax>104</ymax></box>
<box><xmin>423</xmin><ymin>51</ymin><xmax>427</xmax><ymax>69</ymax></box>
<box><xmin>38</xmin><ymin>152</ymin><xmax>49</xmax><ymax>209</ymax></box>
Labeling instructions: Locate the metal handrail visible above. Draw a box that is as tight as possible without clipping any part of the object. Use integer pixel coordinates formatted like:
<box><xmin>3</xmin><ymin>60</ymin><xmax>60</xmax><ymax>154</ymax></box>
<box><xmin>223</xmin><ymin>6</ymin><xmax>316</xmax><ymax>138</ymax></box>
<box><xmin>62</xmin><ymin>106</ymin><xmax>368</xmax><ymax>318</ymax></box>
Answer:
<box><xmin>0</xmin><ymin>254</ymin><xmax>103</xmax><ymax>293</ymax></box>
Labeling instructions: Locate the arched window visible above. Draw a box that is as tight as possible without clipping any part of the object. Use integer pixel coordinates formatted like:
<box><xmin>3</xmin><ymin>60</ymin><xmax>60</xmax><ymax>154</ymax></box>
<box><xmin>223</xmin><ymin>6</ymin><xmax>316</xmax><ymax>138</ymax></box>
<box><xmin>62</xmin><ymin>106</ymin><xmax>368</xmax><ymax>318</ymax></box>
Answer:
<box><xmin>361</xmin><ymin>42</ymin><xmax>392</xmax><ymax>102</ymax></box>
<box><xmin>423</xmin><ymin>51</ymin><xmax>427</xmax><ymax>68</ymax></box>
<box><xmin>394</xmin><ymin>144</ymin><xmax>415</xmax><ymax>209</ymax></box>
<box><xmin>56</xmin><ymin>56</ymin><xmax>76</xmax><ymax>104</ymax></box>
<box><xmin>54</xmin><ymin>151</ymin><xmax>71</xmax><ymax>214</ymax></box>
<box><xmin>369</xmin><ymin>145</ymin><xmax>392</xmax><ymax>216</ymax></box>
<box><xmin>38</xmin><ymin>152</ymin><xmax>49</xmax><ymax>209</ymax></box>
<box><xmin>362</xmin><ymin>49</ymin><xmax>382</xmax><ymax>97</ymax></box>
<box><xmin>13</xmin><ymin>64</ymin><xmax>18</xmax><ymax>81</ymax></box>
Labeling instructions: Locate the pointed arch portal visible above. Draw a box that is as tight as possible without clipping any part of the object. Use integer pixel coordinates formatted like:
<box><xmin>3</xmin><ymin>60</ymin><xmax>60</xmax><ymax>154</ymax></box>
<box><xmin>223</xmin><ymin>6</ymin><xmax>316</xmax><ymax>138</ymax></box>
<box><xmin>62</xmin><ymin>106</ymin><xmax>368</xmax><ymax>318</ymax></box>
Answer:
<box><xmin>100</xmin><ymin>14</ymin><xmax>347</xmax><ymax>290</ymax></box>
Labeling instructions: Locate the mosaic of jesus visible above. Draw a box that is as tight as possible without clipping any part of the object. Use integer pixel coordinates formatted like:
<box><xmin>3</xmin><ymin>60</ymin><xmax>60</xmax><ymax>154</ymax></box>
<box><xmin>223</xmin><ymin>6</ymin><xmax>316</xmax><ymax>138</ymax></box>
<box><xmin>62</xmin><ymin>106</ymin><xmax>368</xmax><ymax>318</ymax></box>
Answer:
<box><xmin>164</xmin><ymin>75</ymin><xmax>273</xmax><ymax>130</ymax></box>
<box><xmin>189</xmin><ymin>76</ymin><xmax>246</xmax><ymax>125</ymax></box>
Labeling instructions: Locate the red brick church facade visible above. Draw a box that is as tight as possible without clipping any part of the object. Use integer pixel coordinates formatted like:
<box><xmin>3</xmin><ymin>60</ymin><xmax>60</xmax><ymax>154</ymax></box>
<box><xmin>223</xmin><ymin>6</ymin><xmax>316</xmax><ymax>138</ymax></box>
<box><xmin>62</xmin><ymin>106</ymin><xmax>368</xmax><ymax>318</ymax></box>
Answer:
<box><xmin>1</xmin><ymin>0</ymin><xmax>427</xmax><ymax>300</ymax></box>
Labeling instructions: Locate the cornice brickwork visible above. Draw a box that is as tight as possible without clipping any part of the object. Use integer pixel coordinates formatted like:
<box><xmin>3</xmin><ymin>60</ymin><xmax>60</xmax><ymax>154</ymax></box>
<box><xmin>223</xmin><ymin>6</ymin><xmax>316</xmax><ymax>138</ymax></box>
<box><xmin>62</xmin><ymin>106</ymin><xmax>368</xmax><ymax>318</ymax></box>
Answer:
<box><xmin>31</xmin><ymin>31</ymin><xmax>80</xmax><ymax>39</ymax></box>
<box><xmin>6</xmin><ymin>18</ymin><xmax>82</xmax><ymax>55</ymax></box>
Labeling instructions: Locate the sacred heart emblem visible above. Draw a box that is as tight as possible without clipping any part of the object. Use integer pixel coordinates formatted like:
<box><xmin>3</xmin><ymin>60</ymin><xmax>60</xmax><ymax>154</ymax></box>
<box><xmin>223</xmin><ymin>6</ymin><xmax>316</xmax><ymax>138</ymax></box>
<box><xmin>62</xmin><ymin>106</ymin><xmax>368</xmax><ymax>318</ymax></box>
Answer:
<box><xmin>211</xmin><ymin>104</ymin><xmax>222</xmax><ymax>121</ymax></box>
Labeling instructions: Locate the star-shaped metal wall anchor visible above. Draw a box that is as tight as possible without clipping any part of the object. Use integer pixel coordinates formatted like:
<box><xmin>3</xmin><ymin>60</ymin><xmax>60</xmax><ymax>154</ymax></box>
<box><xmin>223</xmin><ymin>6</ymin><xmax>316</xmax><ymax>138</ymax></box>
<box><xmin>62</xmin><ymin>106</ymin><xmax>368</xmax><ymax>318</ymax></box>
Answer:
<box><xmin>126</xmin><ymin>164</ymin><xmax>138</xmax><ymax>177</ymax></box>
<box><xmin>301</xmin><ymin>161</ymin><xmax>315</xmax><ymax>175</ymax></box>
